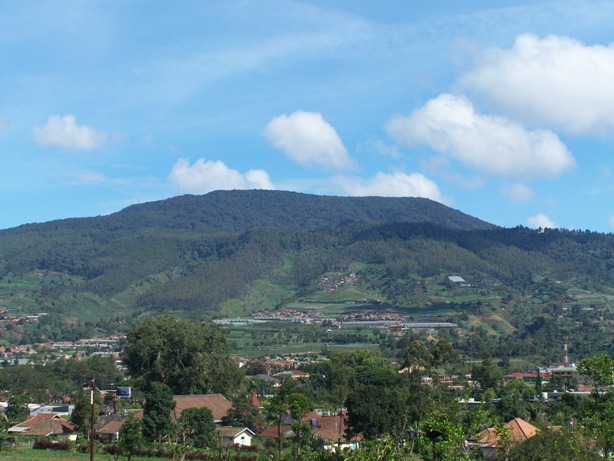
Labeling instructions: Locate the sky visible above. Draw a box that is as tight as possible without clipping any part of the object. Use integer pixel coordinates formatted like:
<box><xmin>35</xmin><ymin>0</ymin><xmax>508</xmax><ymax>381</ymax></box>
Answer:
<box><xmin>2</xmin><ymin>1</ymin><xmax>614</xmax><ymax>232</ymax></box>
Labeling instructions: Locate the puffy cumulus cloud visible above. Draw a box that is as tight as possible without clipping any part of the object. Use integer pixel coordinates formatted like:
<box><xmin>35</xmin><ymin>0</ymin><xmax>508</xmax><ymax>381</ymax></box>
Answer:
<box><xmin>502</xmin><ymin>183</ymin><xmax>533</xmax><ymax>202</ymax></box>
<box><xmin>460</xmin><ymin>34</ymin><xmax>614</xmax><ymax>135</ymax></box>
<box><xmin>386</xmin><ymin>94</ymin><xmax>575</xmax><ymax>177</ymax></box>
<box><xmin>264</xmin><ymin>111</ymin><xmax>355</xmax><ymax>170</ymax></box>
<box><xmin>334</xmin><ymin>171</ymin><xmax>450</xmax><ymax>204</ymax></box>
<box><xmin>169</xmin><ymin>158</ymin><xmax>274</xmax><ymax>194</ymax></box>
<box><xmin>527</xmin><ymin>213</ymin><xmax>557</xmax><ymax>229</ymax></box>
<box><xmin>33</xmin><ymin>115</ymin><xmax>107</xmax><ymax>150</ymax></box>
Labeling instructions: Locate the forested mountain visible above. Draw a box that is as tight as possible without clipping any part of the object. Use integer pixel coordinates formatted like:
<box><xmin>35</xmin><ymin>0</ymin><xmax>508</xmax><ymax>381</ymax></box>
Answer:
<box><xmin>0</xmin><ymin>190</ymin><xmax>613</xmax><ymax>347</ymax></box>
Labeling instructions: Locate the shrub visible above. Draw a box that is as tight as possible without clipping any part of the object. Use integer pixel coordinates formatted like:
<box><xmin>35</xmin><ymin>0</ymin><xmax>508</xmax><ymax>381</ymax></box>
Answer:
<box><xmin>104</xmin><ymin>444</ymin><xmax>122</xmax><ymax>455</ymax></box>
<box><xmin>33</xmin><ymin>439</ymin><xmax>71</xmax><ymax>450</ymax></box>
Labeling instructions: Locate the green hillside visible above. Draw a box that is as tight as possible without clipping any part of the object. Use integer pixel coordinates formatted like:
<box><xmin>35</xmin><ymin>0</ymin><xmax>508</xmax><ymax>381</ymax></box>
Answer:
<box><xmin>0</xmin><ymin>190</ymin><xmax>612</xmax><ymax>356</ymax></box>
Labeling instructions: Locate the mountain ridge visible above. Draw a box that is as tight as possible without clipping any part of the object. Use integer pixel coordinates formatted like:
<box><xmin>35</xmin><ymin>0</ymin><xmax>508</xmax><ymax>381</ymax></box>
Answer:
<box><xmin>1</xmin><ymin>190</ymin><xmax>495</xmax><ymax>235</ymax></box>
<box><xmin>0</xmin><ymin>190</ymin><xmax>612</xmax><ymax>352</ymax></box>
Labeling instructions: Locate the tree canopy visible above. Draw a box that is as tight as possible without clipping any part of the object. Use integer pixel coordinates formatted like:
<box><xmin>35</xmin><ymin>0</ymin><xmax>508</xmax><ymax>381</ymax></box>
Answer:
<box><xmin>123</xmin><ymin>315</ymin><xmax>241</xmax><ymax>395</ymax></box>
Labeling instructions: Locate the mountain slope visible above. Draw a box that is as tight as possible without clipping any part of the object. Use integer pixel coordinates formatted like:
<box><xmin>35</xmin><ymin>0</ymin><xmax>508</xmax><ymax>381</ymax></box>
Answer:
<box><xmin>0</xmin><ymin>190</ymin><xmax>613</xmax><ymax>348</ymax></box>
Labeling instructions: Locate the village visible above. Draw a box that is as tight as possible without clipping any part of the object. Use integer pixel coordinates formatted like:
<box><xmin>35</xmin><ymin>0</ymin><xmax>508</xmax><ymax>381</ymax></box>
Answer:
<box><xmin>0</xmin><ymin>312</ymin><xmax>608</xmax><ymax>461</ymax></box>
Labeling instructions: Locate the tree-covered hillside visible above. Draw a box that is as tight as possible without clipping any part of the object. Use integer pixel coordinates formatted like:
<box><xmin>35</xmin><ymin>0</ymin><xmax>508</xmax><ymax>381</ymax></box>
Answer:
<box><xmin>0</xmin><ymin>190</ymin><xmax>612</xmax><ymax>348</ymax></box>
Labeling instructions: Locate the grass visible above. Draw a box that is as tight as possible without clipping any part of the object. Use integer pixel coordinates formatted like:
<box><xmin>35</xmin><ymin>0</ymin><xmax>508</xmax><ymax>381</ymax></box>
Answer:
<box><xmin>0</xmin><ymin>449</ymin><xmax>91</xmax><ymax>461</ymax></box>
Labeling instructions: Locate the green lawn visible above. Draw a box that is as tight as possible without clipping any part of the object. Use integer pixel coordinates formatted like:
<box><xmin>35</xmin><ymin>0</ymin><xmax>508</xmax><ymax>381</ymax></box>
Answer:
<box><xmin>0</xmin><ymin>449</ymin><xmax>92</xmax><ymax>461</ymax></box>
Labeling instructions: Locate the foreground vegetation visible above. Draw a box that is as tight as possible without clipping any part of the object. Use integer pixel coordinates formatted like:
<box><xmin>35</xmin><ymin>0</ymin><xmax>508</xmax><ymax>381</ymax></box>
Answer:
<box><xmin>0</xmin><ymin>316</ymin><xmax>611</xmax><ymax>460</ymax></box>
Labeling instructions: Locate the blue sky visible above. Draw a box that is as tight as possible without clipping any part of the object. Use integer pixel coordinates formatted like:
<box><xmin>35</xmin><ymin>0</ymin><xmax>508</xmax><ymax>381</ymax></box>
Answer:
<box><xmin>2</xmin><ymin>1</ymin><xmax>614</xmax><ymax>231</ymax></box>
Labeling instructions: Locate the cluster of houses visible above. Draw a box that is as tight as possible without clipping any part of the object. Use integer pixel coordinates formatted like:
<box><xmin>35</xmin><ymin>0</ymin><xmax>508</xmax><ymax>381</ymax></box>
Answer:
<box><xmin>3</xmin><ymin>393</ymin><xmax>566</xmax><ymax>460</ymax></box>
<box><xmin>2</xmin><ymin>391</ymin><xmax>355</xmax><ymax>452</ymax></box>
<box><xmin>3</xmin><ymin>393</ymin><xmax>256</xmax><ymax>447</ymax></box>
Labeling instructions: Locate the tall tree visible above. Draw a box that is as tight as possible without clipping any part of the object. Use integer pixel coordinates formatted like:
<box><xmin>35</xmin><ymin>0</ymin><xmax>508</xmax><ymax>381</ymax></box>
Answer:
<box><xmin>123</xmin><ymin>315</ymin><xmax>242</xmax><ymax>395</ymax></box>
<box><xmin>472</xmin><ymin>350</ymin><xmax>502</xmax><ymax>393</ymax></box>
<box><xmin>142</xmin><ymin>382</ymin><xmax>175</xmax><ymax>443</ymax></box>
<box><xmin>118</xmin><ymin>415</ymin><xmax>143</xmax><ymax>461</ymax></box>
<box><xmin>265</xmin><ymin>380</ymin><xmax>297</xmax><ymax>458</ymax></box>
<box><xmin>175</xmin><ymin>407</ymin><xmax>217</xmax><ymax>449</ymax></box>
<box><xmin>288</xmin><ymin>393</ymin><xmax>314</xmax><ymax>461</ymax></box>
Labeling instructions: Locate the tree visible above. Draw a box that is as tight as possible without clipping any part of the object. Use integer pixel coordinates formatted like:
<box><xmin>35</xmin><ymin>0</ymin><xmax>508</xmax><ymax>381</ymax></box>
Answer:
<box><xmin>118</xmin><ymin>415</ymin><xmax>143</xmax><ymax>461</ymax></box>
<box><xmin>5</xmin><ymin>393</ymin><xmax>30</xmax><ymax>424</ymax></box>
<box><xmin>579</xmin><ymin>391</ymin><xmax>614</xmax><ymax>460</ymax></box>
<box><xmin>578</xmin><ymin>354</ymin><xmax>614</xmax><ymax>391</ymax></box>
<box><xmin>402</xmin><ymin>340</ymin><xmax>433</xmax><ymax>374</ymax></box>
<box><xmin>177</xmin><ymin>407</ymin><xmax>217</xmax><ymax>449</ymax></box>
<box><xmin>265</xmin><ymin>379</ymin><xmax>297</xmax><ymax>458</ymax></box>
<box><xmin>472</xmin><ymin>350</ymin><xmax>502</xmax><ymax>393</ymax></box>
<box><xmin>222</xmin><ymin>392</ymin><xmax>264</xmax><ymax>432</ymax></box>
<box><xmin>421</xmin><ymin>409</ymin><xmax>464</xmax><ymax>461</ymax></box>
<box><xmin>123</xmin><ymin>315</ymin><xmax>242</xmax><ymax>395</ymax></box>
<box><xmin>70</xmin><ymin>389</ymin><xmax>101</xmax><ymax>439</ymax></box>
<box><xmin>497</xmin><ymin>380</ymin><xmax>536</xmax><ymax>421</ymax></box>
<box><xmin>142</xmin><ymin>382</ymin><xmax>175</xmax><ymax>443</ymax></box>
<box><xmin>288</xmin><ymin>393</ymin><xmax>314</xmax><ymax>461</ymax></box>
<box><xmin>508</xmin><ymin>427</ymin><xmax>600</xmax><ymax>461</ymax></box>
<box><xmin>432</xmin><ymin>338</ymin><xmax>461</xmax><ymax>373</ymax></box>
<box><xmin>345</xmin><ymin>385</ymin><xmax>407</xmax><ymax>441</ymax></box>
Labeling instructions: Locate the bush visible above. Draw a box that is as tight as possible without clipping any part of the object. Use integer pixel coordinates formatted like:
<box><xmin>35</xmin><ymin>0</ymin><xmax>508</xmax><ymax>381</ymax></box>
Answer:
<box><xmin>33</xmin><ymin>439</ymin><xmax>71</xmax><ymax>450</ymax></box>
<box><xmin>104</xmin><ymin>444</ymin><xmax>122</xmax><ymax>456</ymax></box>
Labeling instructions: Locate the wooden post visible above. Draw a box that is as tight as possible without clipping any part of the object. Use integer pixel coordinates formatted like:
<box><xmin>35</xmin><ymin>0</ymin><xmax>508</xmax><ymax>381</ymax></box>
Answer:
<box><xmin>90</xmin><ymin>377</ymin><xmax>96</xmax><ymax>461</ymax></box>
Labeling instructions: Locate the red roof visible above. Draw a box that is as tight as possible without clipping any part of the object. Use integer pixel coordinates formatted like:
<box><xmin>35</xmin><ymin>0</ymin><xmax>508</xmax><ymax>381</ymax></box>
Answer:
<box><xmin>8</xmin><ymin>413</ymin><xmax>76</xmax><ymax>436</ymax></box>
<box><xmin>172</xmin><ymin>394</ymin><xmax>232</xmax><ymax>422</ymax></box>
<box><xmin>470</xmin><ymin>418</ymin><xmax>539</xmax><ymax>448</ymax></box>
<box><xmin>258</xmin><ymin>411</ymin><xmax>351</xmax><ymax>443</ymax></box>
<box><xmin>250</xmin><ymin>390</ymin><xmax>262</xmax><ymax>409</ymax></box>
<box><xmin>97</xmin><ymin>419</ymin><xmax>126</xmax><ymax>435</ymax></box>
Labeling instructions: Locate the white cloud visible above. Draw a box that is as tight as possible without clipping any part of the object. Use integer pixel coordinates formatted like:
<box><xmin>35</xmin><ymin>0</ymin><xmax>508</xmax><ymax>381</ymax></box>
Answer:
<box><xmin>264</xmin><ymin>111</ymin><xmax>355</xmax><ymax>170</ymax></box>
<box><xmin>386</xmin><ymin>93</ymin><xmax>575</xmax><ymax>177</ymax></box>
<box><xmin>169</xmin><ymin>158</ymin><xmax>274</xmax><ymax>194</ymax></box>
<box><xmin>334</xmin><ymin>171</ymin><xmax>450</xmax><ymax>204</ymax></box>
<box><xmin>527</xmin><ymin>213</ymin><xmax>556</xmax><ymax>229</ymax></box>
<box><xmin>460</xmin><ymin>34</ymin><xmax>614</xmax><ymax>135</ymax></box>
<box><xmin>33</xmin><ymin>115</ymin><xmax>107</xmax><ymax>150</ymax></box>
<box><xmin>502</xmin><ymin>183</ymin><xmax>533</xmax><ymax>202</ymax></box>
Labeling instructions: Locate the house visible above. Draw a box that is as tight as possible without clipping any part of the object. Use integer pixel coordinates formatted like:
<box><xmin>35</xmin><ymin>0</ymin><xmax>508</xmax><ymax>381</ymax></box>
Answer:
<box><xmin>216</xmin><ymin>426</ymin><xmax>255</xmax><ymax>447</ymax></box>
<box><xmin>258</xmin><ymin>410</ymin><xmax>357</xmax><ymax>450</ymax></box>
<box><xmin>551</xmin><ymin>365</ymin><xmax>579</xmax><ymax>389</ymax></box>
<box><xmin>247</xmin><ymin>374</ymin><xmax>281</xmax><ymax>387</ymax></box>
<box><xmin>30</xmin><ymin>403</ymin><xmax>75</xmax><ymax>417</ymax></box>
<box><xmin>172</xmin><ymin>394</ymin><xmax>232</xmax><ymax>424</ymax></box>
<box><xmin>8</xmin><ymin>413</ymin><xmax>76</xmax><ymax>440</ymax></box>
<box><xmin>97</xmin><ymin>418</ymin><xmax>126</xmax><ymax>444</ymax></box>
<box><xmin>448</xmin><ymin>275</ymin><xmax>471</xmax><ymax>287</ymax></box>
<box><xmin>466</xmin><ymin>418</ymin><xmax>539</xmax><ymax>460</ymax></box>
<box><xmin>273</xmin><ymin>370</ymin><xmax>310</xmax><ymax>380</ymax></box>
<box><xmin>503</xmin><ymin>371</ymin><xmax>550</xmax><ymax>388</ymax></box>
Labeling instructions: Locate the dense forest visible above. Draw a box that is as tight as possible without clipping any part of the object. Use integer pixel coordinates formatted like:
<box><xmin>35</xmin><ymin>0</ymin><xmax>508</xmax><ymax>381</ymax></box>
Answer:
<box><xmin>0</xmin><ymin>190</ymin><xmax>612</xmax><ymax>357</ymax></box>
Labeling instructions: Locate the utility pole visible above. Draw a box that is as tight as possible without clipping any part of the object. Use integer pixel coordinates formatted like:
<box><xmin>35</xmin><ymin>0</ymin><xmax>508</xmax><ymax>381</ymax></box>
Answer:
<box><xmin>90</xmin><ymin>376</ymin><xmax>96</xmax><ymax>461</ymax></box>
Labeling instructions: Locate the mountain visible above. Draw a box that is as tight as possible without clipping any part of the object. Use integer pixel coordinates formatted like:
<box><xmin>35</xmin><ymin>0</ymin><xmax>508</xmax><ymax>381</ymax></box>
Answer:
<box><xmin>3</xmin><ymin>190</ymin><xmax>495</xmax><ymax>235</ymax></box>
<box><xmin>0</xmin><ymin>190</ymin><xmax>613</xmax><ymax>348</ymax></box>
